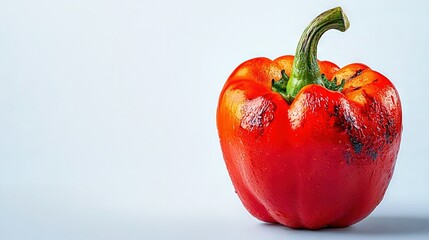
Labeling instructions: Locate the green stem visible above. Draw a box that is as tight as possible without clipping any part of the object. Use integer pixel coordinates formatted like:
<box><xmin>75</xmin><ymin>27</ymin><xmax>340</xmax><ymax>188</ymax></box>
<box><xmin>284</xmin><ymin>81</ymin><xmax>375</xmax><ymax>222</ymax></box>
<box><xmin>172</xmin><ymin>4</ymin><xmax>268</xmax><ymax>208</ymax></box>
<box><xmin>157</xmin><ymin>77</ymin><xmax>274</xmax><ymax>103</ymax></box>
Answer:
<box><xmin>284</xmin><ymin>7</ymin><xmax>349</xmax><ymax>103</ymax></box>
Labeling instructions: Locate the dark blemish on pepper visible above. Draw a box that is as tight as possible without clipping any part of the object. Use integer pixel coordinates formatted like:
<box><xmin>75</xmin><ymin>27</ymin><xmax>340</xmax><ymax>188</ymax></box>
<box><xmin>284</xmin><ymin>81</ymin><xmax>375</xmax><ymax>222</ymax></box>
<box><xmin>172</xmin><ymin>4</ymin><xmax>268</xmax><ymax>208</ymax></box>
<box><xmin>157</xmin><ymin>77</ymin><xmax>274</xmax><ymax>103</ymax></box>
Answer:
<box><xmin>241</xmin><ymin>96</ymin><xmax>276</xmax><ymax>135</ymax></box>
<box><xmin>349</xmin><ymin>69</ymin><xmax>363</xmax><ymax>80</ymax></box>
<box><xmin>385</xmin><ymin>118</ymin><xmax>395</xmax><ymax>143</ymax></box>
<box><xmin>344</xmin><ymin>151</ymin><xmax>352</xmax><ymax>165</ymax></box>
<box><xmin>334</xmin><ymin>110</ymin><xmax>356</xmax><ymax>131</ymax></box>
<box><xmin>368</xmin><ymin>149</ymin><xmax>378</xmax><ymax>161</ymax></box>
<box><xmin>333</xmin><ymin>116</ymin><xmax>346</xmax><ymax>129</ymax></box>
<box><xmin>350</xmin><ymin>136</ymin><xmax>363</xmax><ymax>153</ymax></box>
<box><xmin>333</xmin><ymin>105</ymin><xmax>340</xmax><ymax>117</ymax></box>
<box><xmin>332</xmin><ymin>104</ymin><xmax>365</xmax><ymax>155</ymax></box>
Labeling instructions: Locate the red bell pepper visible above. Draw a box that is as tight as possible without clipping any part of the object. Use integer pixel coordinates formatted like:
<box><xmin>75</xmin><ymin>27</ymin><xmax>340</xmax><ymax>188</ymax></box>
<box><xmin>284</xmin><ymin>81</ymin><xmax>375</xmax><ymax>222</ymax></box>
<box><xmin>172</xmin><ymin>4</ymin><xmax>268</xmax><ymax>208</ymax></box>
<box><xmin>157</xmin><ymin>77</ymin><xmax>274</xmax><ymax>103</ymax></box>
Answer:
<box><xmin>216</xmin><ymin>7</ymin><xmax>402</xmax><ymax>229</ymax></box>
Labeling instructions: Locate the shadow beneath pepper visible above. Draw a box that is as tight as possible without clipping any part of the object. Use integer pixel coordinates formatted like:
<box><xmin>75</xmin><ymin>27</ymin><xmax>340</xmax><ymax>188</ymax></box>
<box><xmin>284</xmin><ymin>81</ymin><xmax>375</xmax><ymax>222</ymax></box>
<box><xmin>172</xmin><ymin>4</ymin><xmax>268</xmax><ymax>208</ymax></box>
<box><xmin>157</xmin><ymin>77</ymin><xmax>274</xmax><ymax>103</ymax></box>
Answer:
<box><xmin>343</xmin><ymin>216</ymin><xmax>429</xmax><ymax>235</ymax></box>
<box><xmin>263</xmin><ymin>215</ymin><xmax>429</xmax><ymax>236</ymax></box>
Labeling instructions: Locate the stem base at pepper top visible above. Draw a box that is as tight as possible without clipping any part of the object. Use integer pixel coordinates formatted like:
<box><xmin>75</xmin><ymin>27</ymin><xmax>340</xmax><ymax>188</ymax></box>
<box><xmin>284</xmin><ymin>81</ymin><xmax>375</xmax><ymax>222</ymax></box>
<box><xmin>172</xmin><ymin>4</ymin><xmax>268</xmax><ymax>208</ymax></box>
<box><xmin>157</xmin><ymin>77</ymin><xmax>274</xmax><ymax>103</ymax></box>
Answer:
<box><xmin>283</xmin><ymin>7</ymin><xmax>349</xmax><ymax>104</ymax></box>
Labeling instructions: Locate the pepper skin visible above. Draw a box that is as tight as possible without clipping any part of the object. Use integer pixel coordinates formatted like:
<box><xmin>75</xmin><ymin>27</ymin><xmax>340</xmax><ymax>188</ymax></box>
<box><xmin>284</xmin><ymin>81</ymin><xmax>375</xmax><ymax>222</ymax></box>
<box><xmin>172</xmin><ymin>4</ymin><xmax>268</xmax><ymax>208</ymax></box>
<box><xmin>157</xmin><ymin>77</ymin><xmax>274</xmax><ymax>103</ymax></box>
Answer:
<box><xmin>216</xmin><ymin>7</ymin><xmax>402</xmax><ymax>229</ymax></box>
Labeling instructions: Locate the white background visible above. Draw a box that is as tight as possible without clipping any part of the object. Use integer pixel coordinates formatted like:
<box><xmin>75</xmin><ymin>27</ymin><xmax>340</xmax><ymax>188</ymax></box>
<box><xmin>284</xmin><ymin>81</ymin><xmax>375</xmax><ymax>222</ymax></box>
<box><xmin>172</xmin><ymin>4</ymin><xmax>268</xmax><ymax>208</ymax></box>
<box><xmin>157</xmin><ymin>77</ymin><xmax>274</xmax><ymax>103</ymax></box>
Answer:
<box><xmin>1</xmin><ymin>0</ymin><xmax>428</xmax><ymax>239</ymax></box>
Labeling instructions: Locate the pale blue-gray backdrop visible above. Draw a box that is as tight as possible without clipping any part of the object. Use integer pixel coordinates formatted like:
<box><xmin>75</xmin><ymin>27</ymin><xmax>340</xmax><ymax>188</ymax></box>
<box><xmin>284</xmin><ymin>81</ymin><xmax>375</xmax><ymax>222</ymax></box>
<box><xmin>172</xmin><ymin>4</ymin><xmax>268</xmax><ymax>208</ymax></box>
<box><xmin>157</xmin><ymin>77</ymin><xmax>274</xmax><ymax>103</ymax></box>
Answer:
<box><xmin>1</xmin><ymin>0</ymin><xmax>428</xmax><ymax>239</ymax></box>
